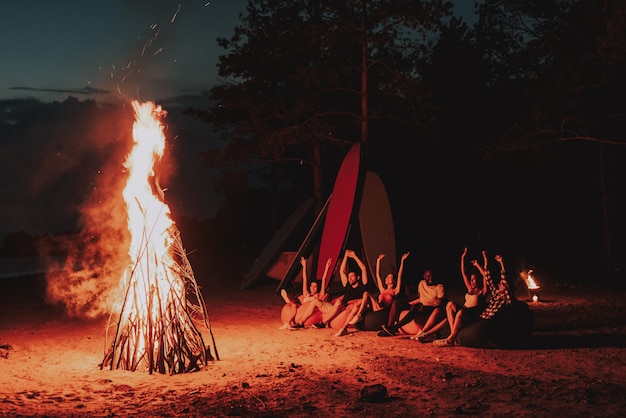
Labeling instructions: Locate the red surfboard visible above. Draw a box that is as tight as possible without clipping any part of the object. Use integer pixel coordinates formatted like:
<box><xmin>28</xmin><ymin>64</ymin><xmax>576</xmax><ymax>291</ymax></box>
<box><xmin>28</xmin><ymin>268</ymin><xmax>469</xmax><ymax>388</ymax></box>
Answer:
<box><xmin>359</xmin><ymin>171</ymin><xmax>397</xmax><ymax>280</ymax></box>
<box><xmin>316</xmin><ymin>143</ymin><xmax>362</xmax><ymax>283</ymax></box>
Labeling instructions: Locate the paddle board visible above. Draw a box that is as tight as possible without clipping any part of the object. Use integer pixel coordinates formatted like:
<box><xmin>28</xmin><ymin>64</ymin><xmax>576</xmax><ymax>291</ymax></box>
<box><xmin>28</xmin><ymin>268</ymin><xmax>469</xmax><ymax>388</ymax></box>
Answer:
<box><xmin>241</xmin><ymin>197</ymin><xmax>315</xmax><ymax>290</ymax></box>
<box><xmin>265</xmin><ymin>251</ymin><xmax>299</xmax><ymax>281</ymax></box>
<box><xmin>358</xmin><ymin>171</ymin><xmax>397</xmax><ymax>282</ymax></box>
<box><xmin>316</xmin><ymin>143</ymin><xmax>362</xmax><ymax>285</ymax></box>
<box><xmin>276</xmin><ymin>194</ymin><xmax>331</xmax><ymax>294</ymax></box>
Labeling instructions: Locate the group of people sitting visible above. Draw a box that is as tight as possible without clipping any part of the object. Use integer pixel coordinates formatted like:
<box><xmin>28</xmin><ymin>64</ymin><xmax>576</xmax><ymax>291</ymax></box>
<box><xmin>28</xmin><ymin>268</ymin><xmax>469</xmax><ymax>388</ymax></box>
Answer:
<box><xmin>279</xmin><ymin>247</ymin><xmax>534</xmax><ymax>348</ymax></box>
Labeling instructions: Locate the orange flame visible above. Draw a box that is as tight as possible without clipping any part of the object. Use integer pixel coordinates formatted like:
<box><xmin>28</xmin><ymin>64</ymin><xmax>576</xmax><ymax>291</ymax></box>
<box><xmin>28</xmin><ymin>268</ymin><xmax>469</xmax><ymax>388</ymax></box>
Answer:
<box><xmin>102</xmin><ymin>100</ymin><xmax>216</xmax><ymax>373</ymax></box>
<box><xmin>526</xmin><ymin>269</ymin><xmax>540</xmax><ymax>290</ymax></box>
<box><xmin>119</xmin><ymin>100</ymin><xmax>177</xmax><ymax>353</ymax></box>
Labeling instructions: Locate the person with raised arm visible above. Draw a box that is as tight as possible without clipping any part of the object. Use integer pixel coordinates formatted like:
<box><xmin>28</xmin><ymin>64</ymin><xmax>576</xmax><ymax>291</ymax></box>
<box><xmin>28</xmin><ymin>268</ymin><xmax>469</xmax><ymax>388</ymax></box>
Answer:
<box><xmin>434</xmin><ymin>252</ymin><xmax>513</xmax><ymax>347</ymax></box>
<box><xmin>378</xmin><ymin>268</ymin><xmax>448</xmax><ymax>338</ymax></box>
<box><xmin>279</xmin><ymin>256</ymin><xmax>341</xmax><ymax>329</ymax></box>
<box><xmin>418</xmin><ymin>247</ymin><xmax>488</xmax><ymax>343</ymax></box>
<box><xmin>334</xmin><ymin>249</ymin><xmax>380</xmax><ymax>337</ymax></box>
<box><xmin>372</xmin><ymin>252</ymin><xmax>412</xmax><ymax>332</ymax></box>
<box><xmin>375</xmin><ymin>252</ymin><xmax>410</xmax><ymax>308</ymax></box>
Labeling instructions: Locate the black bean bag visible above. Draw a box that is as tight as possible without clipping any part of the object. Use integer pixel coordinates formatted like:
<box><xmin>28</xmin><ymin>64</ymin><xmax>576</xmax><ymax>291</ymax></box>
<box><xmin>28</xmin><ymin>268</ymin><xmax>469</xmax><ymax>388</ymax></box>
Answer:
<box><xmin>358</xmin><ymin>308</ymin><xmax>389</xmax><ymax>331</ymax></box>
<box><xmin>456</xmin><ymin>301</ymin><xmax>534</xmax><ymax>349</ymax></box>
<box><xmin>358</xmin><ymin>308</ymin><xmax>432</xmax><ymax>335</ymax></box>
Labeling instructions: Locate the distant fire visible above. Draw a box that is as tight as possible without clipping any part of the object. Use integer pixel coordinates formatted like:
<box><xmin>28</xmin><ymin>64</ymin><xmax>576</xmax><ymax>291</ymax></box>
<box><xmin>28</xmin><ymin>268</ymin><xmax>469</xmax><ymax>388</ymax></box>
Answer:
<box><xmin>100</xmin><ymin>100</ymin><xmax>217</xmax><ymax>374</ymax></box>
<box><xmin>521</xmin><ymin>269</ymin><xmax>541</xmax><ymax>302</ymax></box>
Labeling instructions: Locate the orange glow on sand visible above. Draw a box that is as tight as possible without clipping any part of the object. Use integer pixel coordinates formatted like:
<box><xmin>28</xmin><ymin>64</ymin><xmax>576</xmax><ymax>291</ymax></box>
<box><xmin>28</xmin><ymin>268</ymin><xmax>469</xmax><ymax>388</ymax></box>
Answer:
<box><xmin>100</xmin><ymin>100</ymin><xmax>218</xmax><ymax>374</ymax></box>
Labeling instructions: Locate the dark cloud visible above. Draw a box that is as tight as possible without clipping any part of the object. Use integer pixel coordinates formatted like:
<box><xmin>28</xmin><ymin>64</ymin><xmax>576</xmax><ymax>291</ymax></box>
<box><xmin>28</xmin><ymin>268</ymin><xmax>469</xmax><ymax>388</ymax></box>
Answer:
<box><xmin>9</xmin><ymin>86</ymin><xmax>110</xmax><ymax>96</ymax></box>
<box><xmin>0</xmin><ymin>95</ymin><xmax>222</xmax><ymax>238</ymax></box>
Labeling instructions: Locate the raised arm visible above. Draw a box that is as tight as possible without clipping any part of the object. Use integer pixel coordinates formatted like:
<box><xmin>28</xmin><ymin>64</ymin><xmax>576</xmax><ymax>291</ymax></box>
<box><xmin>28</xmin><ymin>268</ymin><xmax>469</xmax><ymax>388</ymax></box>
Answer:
<box><xmin>471</xmin><ymin>258</ymin><xmax>488</xmax><ymax>297</ymax></box>
<box><xmin>482</xmin><ymin>251</ymin><xmax>497</xmax><ymax>295</ymax></box>
<box><xmin>351</xmin><ymin>251</ymin><xmax>368</xmax><ymax>285</ymax></box>
<box><xmin>460</xmin><ymin>247</ymin><xmax>471</xmax><ymax>290</ymax></box>
<box><xmin>300</xmin><ymin>256</ymin><xmax>310</xmax><ymax>297</ymax></box>
<box><xmin>495</xmin><ymin>254</ymin><xmax>505</xmax><ymax>274</ymax></box>
<box><xmin>339</xmin><ymin>250</ymin><xmax>351</xmax><ymax>287</ymax></box>
<box><xmin>375</xmin><ymin>254</ymin><xmax>385</xmax><ymax>293</ymax></box>
<box><xmin>495</xmin><ymin>254</ymin><xmax>513</xmax><ymax>301</ymax></box>
<box><xmin>473</xmin><ymin>251</ymin><xmax>488</xmax><ymax>278</ymax></box>
<box><xmin>319</xmin><ymin>257</ymin><xmax>333</xmax><ymax>298</ymax></box>
<box><xmin>395</xmin><ymin>252</ymin><xmax>410</xmax><ymax>295</ymax></box>
<box><xmin>495</xmin><ymin>254</ymin><xmax>507</xmax><ymax>284</ymax></box>
<box><xmin>482</xmin><ymin>250</ymin><xmax>488</xmax><ymax>271</ymax></box>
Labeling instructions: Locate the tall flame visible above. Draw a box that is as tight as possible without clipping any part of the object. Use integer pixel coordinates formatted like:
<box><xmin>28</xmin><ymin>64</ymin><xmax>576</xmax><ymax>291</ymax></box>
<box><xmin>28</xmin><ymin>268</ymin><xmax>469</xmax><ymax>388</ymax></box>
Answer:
<box><xmin>124</xmin><ymin>101</ymin><xmax>171</xmax><ymax>262</ymax></box>
<box><xmin>101</xmin><ymin>100</ymin><xmax>217</xmax><ymax>374</ymax></box>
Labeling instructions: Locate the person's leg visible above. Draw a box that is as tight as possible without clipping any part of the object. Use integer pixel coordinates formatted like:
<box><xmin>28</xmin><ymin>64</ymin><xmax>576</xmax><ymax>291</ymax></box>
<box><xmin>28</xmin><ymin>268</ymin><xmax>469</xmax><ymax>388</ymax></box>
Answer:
<box><xmin>336</xmin><ymin>301</ymin><xmax>360</xmax><ymax>336</ymax></box>
<box><xmin>387</xmin><ymin>299</ymin><xmax>403</xmax><ymax>327</ymax></box>
<box><xmin>417</xmin><ymin>316</ymin><xmax>448</xmax><ymax>338</ymax></box>
<box><xmin>322</xmin><ymin>300</ymin><xmax>343</xmax><ymax>325</ymax></box>
<box><xmin>369</xmin><ymin>292</ymin><xmax>383</xmax><ymax>311</ymax></box>
<box><xmin>446</xmin><ymin>301</ymin><xmax>458</xmax><ymax>328</ymax></box>
<box><xmin>381</xmin><ymin>303</ymin><xmax>421</xmax><ymax>335</ymax></box>
<box><xmin>447</xmin><ymin>309</ymin><xmax>466</xmax><ymax>342</ymax></box>
<box><xmin>280</xmin><ymin>290</ymin><xmax>300</xmax><ymax>328</ymax></box>
<box><xmin>421</xmin><ymin>306</ymin><xmax>445</xmax><ymax>332</ymax></box>
<box><xmin>419</xmin><ymin>302</ymin><xmax>456</xmax><ymax>337</ymax></box>
<box><xmin>349</xmin><ymin>293</ymin><xmax>371</xmax><ymax>325</ymax></box>
<box><xmin>279</xmin><ymin>301</ymin><xmax>298</xmax><ymax>329</ymax></box>
<box><xmin>296</xmin><ymin>300</ymin><xmax>320</xmax><ymax>325</ymax></box>
<box><xmin>434</xmin><ymin>309</ymin><xmax>466</xmax><ymax>347</ymax></box>
<box><xmin>280</xmin><ymin>289</ymin><xmax>293</xmax><ymax>304</ymax></box>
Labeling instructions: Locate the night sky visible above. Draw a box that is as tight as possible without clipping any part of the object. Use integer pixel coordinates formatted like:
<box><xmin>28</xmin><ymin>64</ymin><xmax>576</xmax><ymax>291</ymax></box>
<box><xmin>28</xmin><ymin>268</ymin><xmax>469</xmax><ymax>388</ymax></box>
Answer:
<box><xmin>1</xmin><ymin>0</ymin><xmax>251</xmax><ymax>237</ymax></box>
<box><xmin>0</xmin><ymin>1</ymin><xmax>479</xmax><ymax>103</ymax></box>
<box><xmin>0</xmin><ymin>1</ymin><xmax>481</xmax><ymax>236</ymax></box>
<box><xmin>0</xmin><ymin>0</ymin><xmax>247</xmax><ymax>103</ymax></box>
<box><xmin>7</xmin><ymin>1</ymin><xmax>596</xmax><ymax>286</ymax></box>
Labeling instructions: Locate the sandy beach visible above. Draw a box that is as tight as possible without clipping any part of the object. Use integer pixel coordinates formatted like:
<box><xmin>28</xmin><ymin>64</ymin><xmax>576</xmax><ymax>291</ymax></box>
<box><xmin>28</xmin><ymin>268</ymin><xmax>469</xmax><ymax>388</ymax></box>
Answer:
<box><xmin>1</xmin><ymin>252</ymin><xmax>626</xmax><ymax>417</ymax></box>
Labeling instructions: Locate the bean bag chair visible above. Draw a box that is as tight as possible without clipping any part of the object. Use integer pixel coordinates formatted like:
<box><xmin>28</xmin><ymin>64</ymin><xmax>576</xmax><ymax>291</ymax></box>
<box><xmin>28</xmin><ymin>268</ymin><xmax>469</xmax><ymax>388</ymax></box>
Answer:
<box><xmin>398</xmin><ymin>310</ymin><xmax>425</xmax><ymax>335</ymax></box>
<box><xmin>281</xmin><ymin>303</ymin><xmax>298</xmax><ymax>325</ymax></box>
<box><xmin>358</xmin><ymin>308</ymin><xmax>389</xmax><ymax>331</ymax></box>
<box><xmin>359</xmin><ymin>307</ymin><xmax>436</xmax><ymax>334</ymax></box>
<box><xmin>358</xmin><ymin>308</ymin><xmax>427</xmax><ymax>334</ymax></box>
<box><xmin>329</xmin><ymin>306</ymin><xmax>351</xmax><ymax>329</ymax></box>
<box><xmin>456</xmin><ymin>301</ymin><xmax>534</xmax><ymax>348</ymax></box>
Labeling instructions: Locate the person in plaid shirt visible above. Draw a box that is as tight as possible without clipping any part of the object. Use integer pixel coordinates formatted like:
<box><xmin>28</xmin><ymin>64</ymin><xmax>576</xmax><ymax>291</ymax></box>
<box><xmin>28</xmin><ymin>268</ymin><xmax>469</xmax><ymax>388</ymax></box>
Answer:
<box><xmin>434</xmin><ymin>252</ymin><xmax>513</xmax><ymax>347</ymax></box>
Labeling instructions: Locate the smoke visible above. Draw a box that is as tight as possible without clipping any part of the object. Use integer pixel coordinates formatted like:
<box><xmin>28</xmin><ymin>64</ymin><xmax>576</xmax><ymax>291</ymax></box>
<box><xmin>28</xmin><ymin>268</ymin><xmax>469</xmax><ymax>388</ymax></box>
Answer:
<box><xmin>30</xmin><ymin>98</ymin><xmax>137</xmax><ymax>318</ymax></box>
<box><xmin>42</xmin><ymin>167</ymin><xmax>132</xmax><ymax>318</ymax></box>
<box><xmin>2</xmin><ymin>95</ymin><xmax>213</xmax><ymax>318</ymax></box>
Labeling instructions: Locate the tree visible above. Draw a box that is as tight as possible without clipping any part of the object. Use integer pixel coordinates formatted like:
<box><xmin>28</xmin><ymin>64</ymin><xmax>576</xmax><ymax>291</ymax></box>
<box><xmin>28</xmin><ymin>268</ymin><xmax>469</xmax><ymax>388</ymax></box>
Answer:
<box><xmin>472</xmin><ymin>0</ymin><xmax>626</xmax><ymax>276</ymax></box>
<box><xmin>186</xmin><ymin>0</ymin><xmax>453</xmax><ymax>230</ymax></box>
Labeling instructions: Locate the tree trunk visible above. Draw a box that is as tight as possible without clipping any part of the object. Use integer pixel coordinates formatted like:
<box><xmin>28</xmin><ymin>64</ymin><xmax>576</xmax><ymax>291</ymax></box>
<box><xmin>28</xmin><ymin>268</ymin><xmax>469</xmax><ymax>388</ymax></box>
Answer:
<box><xmin>598</xmin><ymin>143</ymin><xmax>613</xmax><ymax>274</ymax></box>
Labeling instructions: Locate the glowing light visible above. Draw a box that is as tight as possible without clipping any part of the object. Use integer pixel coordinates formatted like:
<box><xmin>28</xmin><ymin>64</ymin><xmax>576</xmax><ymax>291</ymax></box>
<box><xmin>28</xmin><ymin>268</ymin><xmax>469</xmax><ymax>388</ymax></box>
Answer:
<box><xmin>527</xmin><ymin>270</ymin><xmax>540</xmax><ymax>290</ymax></box>
<box><xmin>171</xmin><ymin>4</ymin><xmax>181</xmax><ymax>22</ymax></box>
<box><xmin>521</xmin><ymin>269</ymin><xmax>541</xmax><ymax>302</ymax></box>
<box><xmin>101</xmin><ymin>100</ymin><xmax>217</xmax><ymax>374</ymax></box>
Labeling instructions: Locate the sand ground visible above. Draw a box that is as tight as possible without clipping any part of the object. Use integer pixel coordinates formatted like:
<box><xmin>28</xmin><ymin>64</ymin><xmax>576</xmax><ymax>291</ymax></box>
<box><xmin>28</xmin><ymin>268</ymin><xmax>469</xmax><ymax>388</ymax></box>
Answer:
<box><xmin>1</xmin><ymin>254</ymin><xmax>626</xmax><ymax>417</ymax></box>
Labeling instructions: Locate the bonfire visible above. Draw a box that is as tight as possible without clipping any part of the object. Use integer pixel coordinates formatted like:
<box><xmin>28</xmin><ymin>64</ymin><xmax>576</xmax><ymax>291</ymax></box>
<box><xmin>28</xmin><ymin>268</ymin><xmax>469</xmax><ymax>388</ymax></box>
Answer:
<box><xmin>100</xmin><ymin>101</ymin><xmax>218</xmax><ymax>374</ymax></box>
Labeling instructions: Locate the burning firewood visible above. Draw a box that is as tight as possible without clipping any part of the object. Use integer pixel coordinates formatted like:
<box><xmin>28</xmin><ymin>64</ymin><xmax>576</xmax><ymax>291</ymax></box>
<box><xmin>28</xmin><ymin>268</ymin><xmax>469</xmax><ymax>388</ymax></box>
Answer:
<box><xmin>100</xmin><ymin>101</ymin><xmax>218</xmax><ymax>374</ymax></box>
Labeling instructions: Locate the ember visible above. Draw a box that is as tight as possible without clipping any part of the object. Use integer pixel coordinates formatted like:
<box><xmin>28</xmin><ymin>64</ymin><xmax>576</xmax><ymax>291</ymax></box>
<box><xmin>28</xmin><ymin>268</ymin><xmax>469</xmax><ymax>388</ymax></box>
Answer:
<box><xmin>100</xmin><ymin>100</ymin><xmax>218</xmax><ymax>374</ymax></box>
